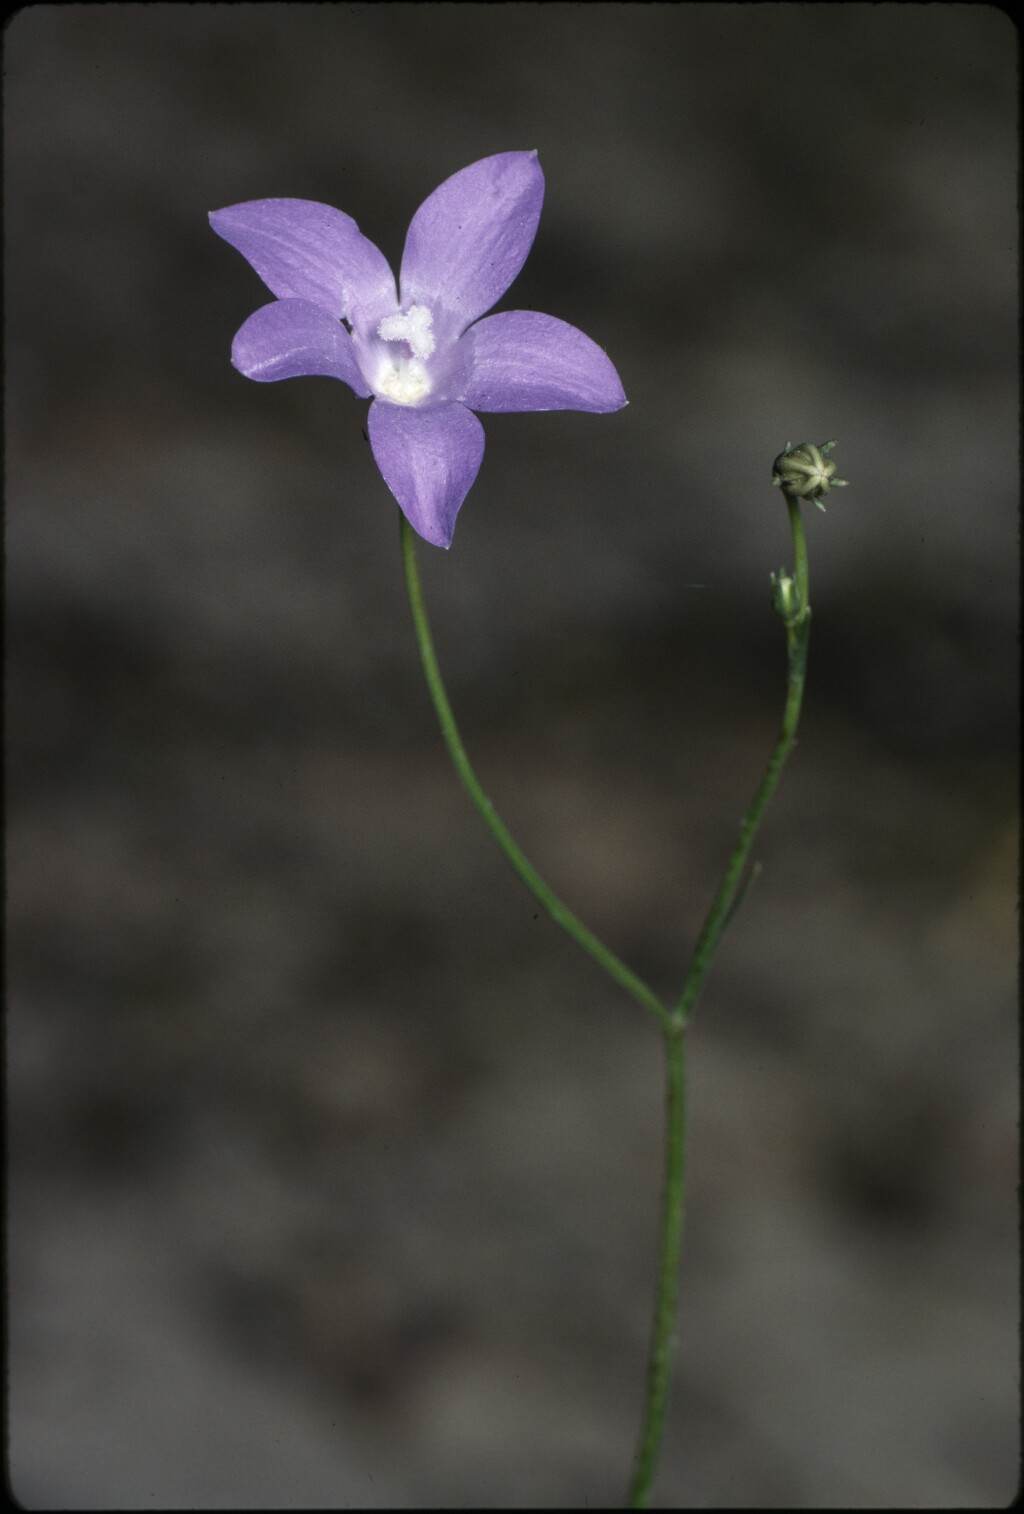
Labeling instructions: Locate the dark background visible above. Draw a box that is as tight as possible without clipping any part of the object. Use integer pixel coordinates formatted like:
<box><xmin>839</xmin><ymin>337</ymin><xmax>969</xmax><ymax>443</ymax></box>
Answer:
<box><xmin>5</xmin><ymin>4</ymin><xmax>1018</xmax><ymax>1507</ymax></box>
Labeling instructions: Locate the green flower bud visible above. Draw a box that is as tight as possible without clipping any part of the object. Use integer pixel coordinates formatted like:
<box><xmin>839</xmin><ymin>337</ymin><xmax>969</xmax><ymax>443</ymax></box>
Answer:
<box><xmin>771</xmin><ymin>440</ymin><xmax>848</xmax><ymax>511</ymax></box>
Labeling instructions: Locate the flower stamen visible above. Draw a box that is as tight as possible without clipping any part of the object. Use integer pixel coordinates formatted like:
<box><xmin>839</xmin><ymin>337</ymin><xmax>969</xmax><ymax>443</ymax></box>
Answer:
<box><xmin>375</xmin><ymin>357</ymin><xmax>431</xmax><ymax>406</ymax></box>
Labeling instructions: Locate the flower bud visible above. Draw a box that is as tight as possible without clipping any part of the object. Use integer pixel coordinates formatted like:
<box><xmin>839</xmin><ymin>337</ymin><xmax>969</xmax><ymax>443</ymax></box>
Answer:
<box><xmin>771</xmin><ymin>440</ymin><xmax>847</xmax><ymax>510</ymax></box>
<box><xmin>770</xmin><ymin>568</ymin><xmax>803</xmax><ymax>624</ymax></box>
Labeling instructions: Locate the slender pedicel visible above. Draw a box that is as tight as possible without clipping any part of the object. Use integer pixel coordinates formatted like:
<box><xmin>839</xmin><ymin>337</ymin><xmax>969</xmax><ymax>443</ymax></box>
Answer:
<box><xmin>626</xmin><ymin>445</ymin><xmax>843</xmax><ymax>1507</ymax></box>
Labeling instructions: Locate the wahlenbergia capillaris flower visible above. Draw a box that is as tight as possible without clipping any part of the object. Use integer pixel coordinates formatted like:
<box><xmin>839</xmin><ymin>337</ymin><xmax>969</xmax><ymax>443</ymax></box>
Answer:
<box><xmin>210</xmin><ymin>151</ymin><xmax>626</xmax><ymax>548</ymax></box>
<box><xmin>211</xmin><ymin>149</ymin><xmax>844</xmax><ymax>1507</ymax></box>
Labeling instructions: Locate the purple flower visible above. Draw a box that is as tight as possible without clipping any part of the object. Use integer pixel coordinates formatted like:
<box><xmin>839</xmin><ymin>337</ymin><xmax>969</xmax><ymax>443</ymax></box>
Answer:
<box><xmin>210</xmin><ymin>152</ymin><xmax>626</xmax><ymax>549</ymax></box>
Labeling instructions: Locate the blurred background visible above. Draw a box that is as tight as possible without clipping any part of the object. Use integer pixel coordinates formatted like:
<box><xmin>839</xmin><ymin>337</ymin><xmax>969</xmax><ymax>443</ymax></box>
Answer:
<box><xmin>4</xmin><ymin>4</ymin><xmax>1018</xmax><ymax>1507</ymax></box>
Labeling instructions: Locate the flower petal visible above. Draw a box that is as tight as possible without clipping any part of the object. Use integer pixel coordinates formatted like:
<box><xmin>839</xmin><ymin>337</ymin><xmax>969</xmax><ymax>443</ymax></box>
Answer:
<box><xmin>210</xmin><ymin>199</ymin><xmax>397</xmax><ymax>330</ymax></box>
<box><xmin>399</xmin><ymin>152</ymin><xmax>544</xmax><ymax>334</ymax></box>
<box><xmin>231</xmin><ymin>299</ymin><xmax>371</xmax><ymax>394</ymax></box>
<box><xmin>457</xmin><ymin>311</ymin><xmax>627</xmax><ymax>413</ymax></box>
<box><xmin>367</xmin><ymin>401</ymin><xmax>485</xmax><ymax>549</ymax></box>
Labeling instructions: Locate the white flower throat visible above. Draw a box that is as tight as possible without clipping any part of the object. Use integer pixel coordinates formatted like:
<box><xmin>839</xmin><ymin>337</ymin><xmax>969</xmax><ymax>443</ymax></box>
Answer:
<box><xmin>375</xmin><ymin>304</ymin><xmax>435</xmax><ymax>405</ymax></box>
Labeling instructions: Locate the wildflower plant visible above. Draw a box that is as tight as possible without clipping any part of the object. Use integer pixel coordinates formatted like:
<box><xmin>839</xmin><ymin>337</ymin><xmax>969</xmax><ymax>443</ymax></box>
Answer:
<box><xmin>211</xmin><ymin>151</ymin><xmax>842</xmax><ymax>1507</ymax></box>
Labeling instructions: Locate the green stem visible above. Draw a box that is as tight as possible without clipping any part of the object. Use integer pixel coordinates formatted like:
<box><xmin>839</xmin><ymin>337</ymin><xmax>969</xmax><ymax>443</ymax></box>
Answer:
<box><xmin>627</xmin><ymin>495</ymin><xmax>811</xmax><ymax>1507</ymax></box>
<box><xmin>399</xmin><ymin>512</ymin><xmax>671</xmax><ymax>1034</ymax></box>
<box><xmin>400</xmin><ymin>497</ymin><xmax>813</xmax><ymax>1510</ymax></box>
<box><xmin>627</xmin><ymin>1021</ymin><xmax>687</xmax><ymax>1509</ymax></box>
<box><xmin>674</xmin><ymin>494</ymin><xmax>810</xmax><ymax>1027</ymax></box>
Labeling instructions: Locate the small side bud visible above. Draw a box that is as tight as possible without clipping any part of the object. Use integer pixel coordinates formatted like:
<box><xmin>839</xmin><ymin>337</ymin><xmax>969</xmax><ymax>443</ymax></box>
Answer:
<box><xmin>772</xmin><ymin>441</ymin><xmax>848</xmax><ymax>510</ymax></box>
<box><xmin>770</xmin><ymin>568</ymin><xmax>804</xmax><ymax>625</ymax></box>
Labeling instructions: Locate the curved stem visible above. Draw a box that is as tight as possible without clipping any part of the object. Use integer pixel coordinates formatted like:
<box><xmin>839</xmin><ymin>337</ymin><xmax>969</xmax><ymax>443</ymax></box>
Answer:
<box><xmin>400</xmin><ymin>498</ymin><xmax>813</xmax><ymax>1509</ymax></box>
<box><xmin>399</xmin><ymin>512</ymin><xmax>671</xmax><ymax>1034</ymax></box>
<box><xmin>628</xmin><ymin>496</ymin><xmax>811</xmax><ymax>1506</ymax></box>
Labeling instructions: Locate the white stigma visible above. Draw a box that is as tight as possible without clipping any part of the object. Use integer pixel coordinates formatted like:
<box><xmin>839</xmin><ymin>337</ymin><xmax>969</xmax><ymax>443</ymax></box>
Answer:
<box><xmin>377</xmin><ymin>304</ymin><xmax>435</xmax><ymax>361</ymax></box>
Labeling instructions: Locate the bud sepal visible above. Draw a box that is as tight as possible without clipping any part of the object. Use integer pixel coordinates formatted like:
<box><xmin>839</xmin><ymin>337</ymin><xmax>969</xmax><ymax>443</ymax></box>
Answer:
<box><xmin>771</xmin><ymin>440</ymin><xmax>848</xmax><ymax>511</ymax></box>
